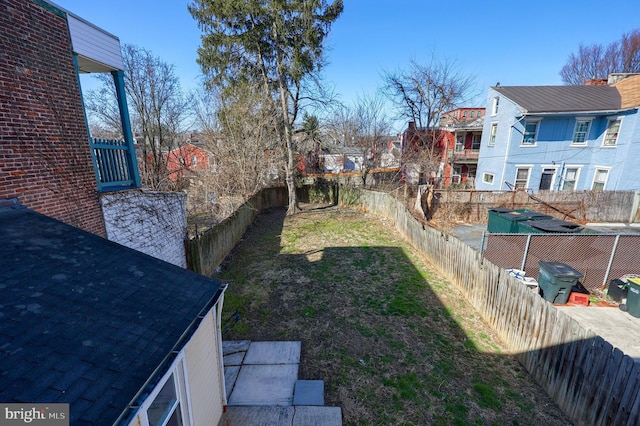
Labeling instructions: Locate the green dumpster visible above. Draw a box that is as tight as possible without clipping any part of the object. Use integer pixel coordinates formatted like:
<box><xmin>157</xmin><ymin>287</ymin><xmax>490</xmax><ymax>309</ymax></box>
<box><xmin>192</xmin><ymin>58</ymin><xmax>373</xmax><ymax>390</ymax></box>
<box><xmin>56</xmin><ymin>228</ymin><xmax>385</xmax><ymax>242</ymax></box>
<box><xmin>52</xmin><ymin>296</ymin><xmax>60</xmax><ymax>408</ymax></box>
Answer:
<box><xmin>538</xmin><ymin>261</ymin><xmax>584</xmax><ymax>304</ymax></box>
<box><xmin>626</xmin><ymin>277</ymin><xmax>640</xmax><ymax>318</ymax></box>
<box><xmin>520</xmin><ymin>219</ymin><xmax>583</xmax><ymax>234</ymax></box>
<box><xmin>487</xmin><ymin>208</ymin><xmax>552</xmax><ymax>233</ymax></box>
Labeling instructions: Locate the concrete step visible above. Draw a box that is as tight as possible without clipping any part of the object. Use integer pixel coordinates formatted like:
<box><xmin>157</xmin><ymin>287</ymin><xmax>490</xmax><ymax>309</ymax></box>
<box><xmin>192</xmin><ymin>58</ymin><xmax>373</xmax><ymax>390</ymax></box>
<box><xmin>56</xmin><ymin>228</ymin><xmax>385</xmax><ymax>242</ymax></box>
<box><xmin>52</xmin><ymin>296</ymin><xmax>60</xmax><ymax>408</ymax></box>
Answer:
<box><xmin>293</xmin><ymin>380</ymin><xmax>324</xmax><ymax>406</ymax></box>
<box><xmin>221</xmin><ymin>405</ymin><xmax>342</xmax><ymax>426</ymax></box>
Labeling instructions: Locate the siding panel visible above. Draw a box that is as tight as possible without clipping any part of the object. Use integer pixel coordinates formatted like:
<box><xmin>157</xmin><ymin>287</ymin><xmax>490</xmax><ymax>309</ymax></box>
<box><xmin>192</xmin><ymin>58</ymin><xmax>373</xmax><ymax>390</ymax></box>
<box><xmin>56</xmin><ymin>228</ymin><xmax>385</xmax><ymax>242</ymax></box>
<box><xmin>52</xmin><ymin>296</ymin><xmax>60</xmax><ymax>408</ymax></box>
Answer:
<box><xmin>185</xmin><ymin>309</ymin><xmax>224</xmax><ymax>426</ymax></box>
<box><xmin>68</xmin><ymin>15</ymin><xmax>124</xmax><ymax>70</ymax></box>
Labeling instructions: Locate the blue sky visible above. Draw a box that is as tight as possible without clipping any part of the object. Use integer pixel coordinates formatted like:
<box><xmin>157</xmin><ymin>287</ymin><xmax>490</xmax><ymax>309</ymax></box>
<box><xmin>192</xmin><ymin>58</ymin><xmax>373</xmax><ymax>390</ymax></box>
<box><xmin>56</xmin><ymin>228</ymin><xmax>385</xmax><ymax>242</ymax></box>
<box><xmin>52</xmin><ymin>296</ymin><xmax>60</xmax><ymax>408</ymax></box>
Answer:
<box><xmin>54</xmin><ymin>0</ymin><xmax>640</xmax><ymax>131</ymax></box>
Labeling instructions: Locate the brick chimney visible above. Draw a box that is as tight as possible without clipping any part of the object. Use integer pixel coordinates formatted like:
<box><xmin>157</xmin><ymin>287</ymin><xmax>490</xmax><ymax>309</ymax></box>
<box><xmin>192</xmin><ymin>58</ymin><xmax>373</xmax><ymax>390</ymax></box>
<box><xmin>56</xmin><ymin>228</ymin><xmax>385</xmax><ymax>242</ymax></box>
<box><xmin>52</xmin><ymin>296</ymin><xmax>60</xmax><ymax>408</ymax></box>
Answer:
<box><xmin>584</xmin><ymin>78</ymin><xmax>608</xmax><ymax>86</ymax></box>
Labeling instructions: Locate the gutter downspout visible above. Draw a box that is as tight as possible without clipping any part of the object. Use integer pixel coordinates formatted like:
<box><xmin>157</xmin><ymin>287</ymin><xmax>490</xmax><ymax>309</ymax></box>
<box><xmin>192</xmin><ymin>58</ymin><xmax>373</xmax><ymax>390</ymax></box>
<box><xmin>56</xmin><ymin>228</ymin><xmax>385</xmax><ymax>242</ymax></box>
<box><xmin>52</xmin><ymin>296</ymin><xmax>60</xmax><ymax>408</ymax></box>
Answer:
<box><xmin>500</xmin><ymin>112</ymin><xmax>527</xmax><ymax>190</ymax></box>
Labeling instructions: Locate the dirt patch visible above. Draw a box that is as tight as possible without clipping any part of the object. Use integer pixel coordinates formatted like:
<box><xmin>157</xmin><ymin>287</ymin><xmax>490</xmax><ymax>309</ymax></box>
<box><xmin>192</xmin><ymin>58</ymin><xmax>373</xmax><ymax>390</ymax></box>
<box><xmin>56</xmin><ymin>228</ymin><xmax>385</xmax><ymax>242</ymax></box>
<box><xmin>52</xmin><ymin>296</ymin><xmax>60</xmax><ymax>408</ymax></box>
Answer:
<box><xmin>217</xmin><ymin>204</ymin><xmax>571</xmax><ymax>425</ymax></box>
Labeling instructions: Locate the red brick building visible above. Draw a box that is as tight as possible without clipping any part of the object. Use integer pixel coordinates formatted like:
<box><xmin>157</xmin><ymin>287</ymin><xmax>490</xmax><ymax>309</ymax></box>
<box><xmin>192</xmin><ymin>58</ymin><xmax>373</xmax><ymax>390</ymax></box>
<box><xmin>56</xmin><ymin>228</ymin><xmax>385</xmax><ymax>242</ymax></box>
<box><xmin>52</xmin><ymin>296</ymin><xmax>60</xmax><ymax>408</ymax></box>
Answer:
<box><xmin>165</xmin><ymin>143</ymin><xmax>212</xmax><ymax>181</ymax></box>
<box><xmin>0</xmin><ymin>0</ymin><xmax>139</xmax><ymax>236</ymax></box>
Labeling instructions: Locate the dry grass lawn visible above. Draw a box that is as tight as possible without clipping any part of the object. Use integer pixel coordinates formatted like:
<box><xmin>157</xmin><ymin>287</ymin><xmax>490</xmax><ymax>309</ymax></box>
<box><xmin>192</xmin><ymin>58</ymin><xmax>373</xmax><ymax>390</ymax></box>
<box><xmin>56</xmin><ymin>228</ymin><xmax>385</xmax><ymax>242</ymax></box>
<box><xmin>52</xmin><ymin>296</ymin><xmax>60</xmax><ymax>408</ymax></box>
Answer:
<box><xmin>216</xmin><ymin>204</ymin><xmax>570</xmax><ymax>425</ymax></box>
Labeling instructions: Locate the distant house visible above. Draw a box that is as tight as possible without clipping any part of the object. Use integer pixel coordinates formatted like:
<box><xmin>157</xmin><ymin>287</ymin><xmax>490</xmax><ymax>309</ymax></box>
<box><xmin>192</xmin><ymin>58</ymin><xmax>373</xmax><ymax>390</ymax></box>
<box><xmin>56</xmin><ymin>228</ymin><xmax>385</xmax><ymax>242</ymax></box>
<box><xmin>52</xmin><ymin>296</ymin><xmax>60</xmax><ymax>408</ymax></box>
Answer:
<box><xmin>475</xmin><ymin>74</ymin><xmax>640</xmax><ymax>192</ymax></box>
<box><xmin>441</xmin><ymin>108</ymin><xmax>485</xmax><ymax>187</ymax></box>
<box><xmin>400</xmin><ymin>121</ymin><xmax>448</xmax><ymax>185</ymax></box>
<box><xmin>165</xmin><ymin>142</ymin><xmax>212</xmax><ymax>181</ymax></box>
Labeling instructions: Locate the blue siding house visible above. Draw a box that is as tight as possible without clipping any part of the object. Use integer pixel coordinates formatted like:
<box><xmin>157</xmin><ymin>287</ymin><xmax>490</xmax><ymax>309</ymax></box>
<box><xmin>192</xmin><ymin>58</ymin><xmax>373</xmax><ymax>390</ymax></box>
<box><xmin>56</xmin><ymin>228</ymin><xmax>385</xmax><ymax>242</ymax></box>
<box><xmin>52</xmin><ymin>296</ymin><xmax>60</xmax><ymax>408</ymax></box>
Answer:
<box><xmin>475</xmin><ymin>74</ymin><xmax>640</xmax><ymax>192</ymax></box>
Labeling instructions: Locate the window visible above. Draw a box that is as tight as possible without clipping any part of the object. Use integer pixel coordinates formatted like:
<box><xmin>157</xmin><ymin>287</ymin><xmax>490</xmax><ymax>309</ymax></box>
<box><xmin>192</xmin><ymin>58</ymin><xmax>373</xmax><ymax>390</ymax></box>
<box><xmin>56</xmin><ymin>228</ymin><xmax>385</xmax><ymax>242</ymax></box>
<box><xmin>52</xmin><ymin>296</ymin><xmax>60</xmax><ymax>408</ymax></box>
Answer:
<box><xmin>522</xmin><ymin>121</ymin><xmax>539</xmax><ymax>145</ymax></box>
<box><xmin>592</xmin><ymin>168</ymin><xmax>610</xmax><ymax>191</ymax></box>
<box><xmin>470</xmin><ymin>111</ymin><xmax>475</xmax><ymax>118</ymax></box>
<box><xmin>191</xmin><ymin>155</ymin><xmax>197</xmax><ymax>166</ymax></box>
<box><xmin>489</xmin><ymin>122</ymin><xmax>498</xmax><ymax>146</ymax></box>
<box><xmin>455</xmin><ymin>134</ymin><xmax>464</xmax><ymax>152</ymax></box>
<box><xmin>514</xmin><ymin>167</ymin><xmax>531</xmax><ymax>189</ymax></box>
<box><xmin>478</xmin><ymin>110</ymin><xmax>483</xmax><ymax>118</ymax></box>
<box><xmin>482</xmin><ymin>172</ymin><xmax>494</xmax><ymax>185</ymax></box>
<box><xmin>561</xmin><ymin>167</ymin><xmax>580</xmax><ymax>191</ymax></box>
<box><xmin>603</xmin><ymin>119</ymin><xmax>621</xmax><ymax>146</ymax></box>
<box><xmin>491</xmin><ymin>97</ymin><xmax>499</xmax><ymax>115</ymax></box>
<box><xmin>571</xmin><ymin>119</ymin><xmax>591</xmax><ymax>145</ymax></box>
<box><xmin>141</xmin><ymin>359</ymin><xmax>191</xmax><ymax>426</ymax></box>
<box><xmin>463</xmin><ymin>111</ymin><xmax>468</xmax><ymax>118</ymax></box>
<box><xmin>471</xmin><ymin>134</ymin><xmax>481</xmax><ymax>150</ymax></box>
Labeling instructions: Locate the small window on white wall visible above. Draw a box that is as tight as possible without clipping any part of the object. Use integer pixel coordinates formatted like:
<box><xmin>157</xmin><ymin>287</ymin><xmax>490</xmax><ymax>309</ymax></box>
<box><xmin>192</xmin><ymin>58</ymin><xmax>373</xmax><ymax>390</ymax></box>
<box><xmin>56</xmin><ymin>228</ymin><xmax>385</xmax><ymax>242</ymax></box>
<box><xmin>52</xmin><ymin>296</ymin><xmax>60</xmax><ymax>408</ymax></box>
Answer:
<box><xmin>141</xmin><ymin>358</ymin><xmax>191</xmax><ymax>426</ymax></box>
<box><xmin>482</xmin><ymin>172</ymin><xmax>494</xmax><ymax>185</ymax></box>
<box><xmin>491</xmin><ymin>97</ymin><xmax>499</xmax><ymax>115</ymax></box>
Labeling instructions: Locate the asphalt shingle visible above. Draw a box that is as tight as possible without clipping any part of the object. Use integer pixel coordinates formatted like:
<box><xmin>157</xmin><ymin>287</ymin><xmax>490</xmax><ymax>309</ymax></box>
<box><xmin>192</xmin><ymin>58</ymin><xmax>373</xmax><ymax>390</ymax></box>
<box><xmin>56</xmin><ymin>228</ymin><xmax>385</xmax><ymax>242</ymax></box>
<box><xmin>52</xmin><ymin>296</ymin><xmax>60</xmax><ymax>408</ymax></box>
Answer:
<box><xmin>0</xmin><ymin>204</ymin><xmax>223</xmax><ymax>425</ymax></box>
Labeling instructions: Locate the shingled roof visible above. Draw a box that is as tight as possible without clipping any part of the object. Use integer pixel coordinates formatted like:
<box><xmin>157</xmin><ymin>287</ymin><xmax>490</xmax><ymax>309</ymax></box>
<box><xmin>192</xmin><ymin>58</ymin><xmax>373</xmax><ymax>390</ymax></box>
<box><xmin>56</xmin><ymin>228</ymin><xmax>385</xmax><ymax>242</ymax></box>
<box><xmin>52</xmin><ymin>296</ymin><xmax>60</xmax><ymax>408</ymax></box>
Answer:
<box><xmin>493</xmin><ymin>85</ymin><xmax>622</xmax><ymax>113</ymax></box>
<box><xmin>0</xmin><ymin>202</ymin><xmax>223</xmax><ymax>425</ymax></box>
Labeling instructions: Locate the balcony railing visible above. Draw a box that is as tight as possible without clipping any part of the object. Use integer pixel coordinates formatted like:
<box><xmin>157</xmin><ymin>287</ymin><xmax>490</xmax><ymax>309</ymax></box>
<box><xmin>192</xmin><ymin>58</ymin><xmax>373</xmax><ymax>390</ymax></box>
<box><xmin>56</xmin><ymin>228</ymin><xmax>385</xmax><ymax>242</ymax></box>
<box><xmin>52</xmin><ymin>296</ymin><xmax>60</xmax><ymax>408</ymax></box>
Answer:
<box><xmin>450</xmin><ymin>148</ymin><xmax>480</xmax><ymax>161</ymax></box>
<box><xmin>90</xmin><ymin>138</ymin><xmax>140</xmax><ymax>191</ymax></box>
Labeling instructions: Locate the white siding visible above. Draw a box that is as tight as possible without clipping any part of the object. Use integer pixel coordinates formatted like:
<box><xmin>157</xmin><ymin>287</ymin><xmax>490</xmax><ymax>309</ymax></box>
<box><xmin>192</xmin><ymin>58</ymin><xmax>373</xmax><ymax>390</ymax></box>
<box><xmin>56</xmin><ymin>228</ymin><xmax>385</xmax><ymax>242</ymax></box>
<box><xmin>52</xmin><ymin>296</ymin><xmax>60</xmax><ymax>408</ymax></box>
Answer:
<box><xmin>67</xmin><ymin>14</ymin><xmax>124</xmax><ymax>71</ymax></box>
<box><xmin>185</xmin><ymin>309</ymin><xmax>225</xmax><ymax>425</ymax></box>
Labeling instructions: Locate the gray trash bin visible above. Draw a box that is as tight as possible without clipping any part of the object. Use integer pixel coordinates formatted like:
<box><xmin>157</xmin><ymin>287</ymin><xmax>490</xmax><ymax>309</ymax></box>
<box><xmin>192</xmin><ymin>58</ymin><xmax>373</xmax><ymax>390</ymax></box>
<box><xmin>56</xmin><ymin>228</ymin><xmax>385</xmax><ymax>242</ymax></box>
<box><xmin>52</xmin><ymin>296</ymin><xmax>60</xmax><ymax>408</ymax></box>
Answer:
<box><xmin>537</xmin><ymin>261</ymin><xmax>584</xmax><ymax>304</ymax></box>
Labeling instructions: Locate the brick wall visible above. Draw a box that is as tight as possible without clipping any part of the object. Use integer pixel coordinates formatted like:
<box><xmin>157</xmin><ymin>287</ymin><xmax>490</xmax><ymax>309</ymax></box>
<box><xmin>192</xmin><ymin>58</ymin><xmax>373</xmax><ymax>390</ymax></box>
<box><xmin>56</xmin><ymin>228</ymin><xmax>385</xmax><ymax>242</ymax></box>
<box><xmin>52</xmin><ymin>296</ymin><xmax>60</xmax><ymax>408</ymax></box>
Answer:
<box><xmin>0</xmin><ymin>0</ymin><xmax>105</xmax><ymax>236</ymax></box>
<box><xmin>100</xmin><ymin>190</ymin><xmax>188</xmax><ymax>268</ymax></box>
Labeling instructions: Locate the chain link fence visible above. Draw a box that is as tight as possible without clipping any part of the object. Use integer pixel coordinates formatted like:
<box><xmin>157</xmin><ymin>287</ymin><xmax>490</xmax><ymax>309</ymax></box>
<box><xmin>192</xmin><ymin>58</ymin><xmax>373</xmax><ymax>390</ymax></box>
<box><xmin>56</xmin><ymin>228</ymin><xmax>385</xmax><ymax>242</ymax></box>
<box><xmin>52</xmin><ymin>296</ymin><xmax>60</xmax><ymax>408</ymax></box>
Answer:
<box><xmin>483</xmin><ymin>233</ymin><xmax>640</xmax><ymax>290</ymax></box>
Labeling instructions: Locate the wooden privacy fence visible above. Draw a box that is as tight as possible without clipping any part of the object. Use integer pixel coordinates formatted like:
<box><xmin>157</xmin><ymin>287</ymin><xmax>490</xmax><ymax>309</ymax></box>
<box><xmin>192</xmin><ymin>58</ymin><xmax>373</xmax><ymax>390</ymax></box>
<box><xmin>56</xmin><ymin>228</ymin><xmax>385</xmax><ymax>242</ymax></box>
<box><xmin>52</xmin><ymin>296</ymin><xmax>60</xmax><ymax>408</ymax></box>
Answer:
<box><xmin>342</xmin><ymin>187</ymin><xmax>640</xmax><ymax>426</ymax></box>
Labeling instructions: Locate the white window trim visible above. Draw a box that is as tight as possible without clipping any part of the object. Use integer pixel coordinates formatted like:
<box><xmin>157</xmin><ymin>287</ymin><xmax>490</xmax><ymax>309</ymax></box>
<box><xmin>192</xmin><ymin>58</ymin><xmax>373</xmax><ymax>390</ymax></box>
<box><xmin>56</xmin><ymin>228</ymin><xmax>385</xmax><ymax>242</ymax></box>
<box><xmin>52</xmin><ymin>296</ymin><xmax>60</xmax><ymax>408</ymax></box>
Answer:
<box><xmin>521</xmin><ymin>119</ymin><xmax>541</xmax><ymax>147</ymax></box>
<box><xmin>539</xmin><ymin>165</ymin><xmax>558</xmax><ymax>191</ymax></box>
<box><xmin>482</xmin><ymin>172</ymin><xmax>495</xmax><ymax>185</ymax></box>
<box><xmin>602</xmin><ymin>117</ymin><xmax>622</xmax><ymax>147</ymax></box>
<box><xmin>488</xmin><ymin>122</ymin><xmax>498</xmax><ymax>146</ymax></box>
<box><xmin>135</xmin><ymin>352</ymin><xmax>193</xmax><ymax>426</ymax></box>
<box><xmin>570</xmin><ymin>117</ymin><xmax>593</xmax><ymax>146</ymax></box>
<box><xmin>491</xmin><ymin>96</ymin><xmax>499</xmax><ymax>116</ymax></box>
<box><xmin>591</xmin><ymin>166</ymin><xmax>611</xmax><ymax>191</ymax></box>
<box><xmin>560</xmin><ymin>165</ymin><xmax>582</xmax><ymax>191</ymax></box>
<box><xmin>514</xmin><ymin>165</ymin><xmax>533</xmax><ymax>189</ymax></box>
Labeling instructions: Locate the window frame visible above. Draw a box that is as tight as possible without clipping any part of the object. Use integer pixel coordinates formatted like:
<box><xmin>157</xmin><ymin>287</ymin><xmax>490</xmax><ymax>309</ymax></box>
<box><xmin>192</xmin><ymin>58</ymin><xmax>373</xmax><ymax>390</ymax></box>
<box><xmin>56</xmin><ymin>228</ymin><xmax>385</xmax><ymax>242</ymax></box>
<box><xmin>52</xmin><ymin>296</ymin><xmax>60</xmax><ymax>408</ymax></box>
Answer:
<box><xmin>561</xmin><ymin>166</ymin><xmax>581</xmax><ymax>191</ymax></box>
<box><xmin>491</xmin><ymin>97</ymin><xmax>499</xmax><ymax>116</ymax></box>
<box><xmin>514</xmin><ymin>166</ymin><xmax>532</xmax><ymax>189</ymax></box>
<box><xmin>591</xmin><ymin>167</ymin><xmax>611</xmax><ymax>191</ymax></box>
<box><xmin>488</xmin><ymin>122</ymin><xmax>498</xmax><ymax>146</ymax></box>
<box><xmin>471</xmin><ymin>134</ymin><xmax>481</xmax><ymax>150</ymax></box>
<box><xmin>571</xmin><ymin>118</ymin><xmax>592</xmax><ymax>146</ymax></box>
<box><xmin>602</xmin><ymin>118</ymin><xmax>622</xmax><ymax>147</ymax></box>
<box><xmin>482</xmin><ymin>172</ymin><xmax>495</xmax><ymax>185</ymax></box>
<box><xmin>521</xmin><ymin>120</ymin><xmax>541</xmax><ymax>146</ymax></box>
<box><xmin>138</xmin><ymin>355</ymin><xmax>192</xmax><ymax>426</ymax></box>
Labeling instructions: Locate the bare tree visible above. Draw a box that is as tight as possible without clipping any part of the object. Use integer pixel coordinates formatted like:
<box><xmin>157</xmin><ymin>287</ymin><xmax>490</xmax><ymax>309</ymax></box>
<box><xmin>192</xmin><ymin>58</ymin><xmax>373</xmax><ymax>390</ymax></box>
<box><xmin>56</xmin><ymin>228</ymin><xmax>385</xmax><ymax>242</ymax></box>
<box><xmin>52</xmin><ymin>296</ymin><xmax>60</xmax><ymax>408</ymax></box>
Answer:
<box><xmin>382</xmin><ymin>57</ymin><xmax>475</xmax><ymax>186</ymax></box>
<box><xmin>190</xmin><ymin>82</ymin><xmax>283</xmax><ymax>218</ymax></box>
<box><xmin>85</xmin><ymin>44</ymin><xmax>192</xmax><ymax>190</ymax></box>
<box><xmin>352</xmin><ymin>94</ymin><xmax>392</xmax><ymax>186</ymax></box>
<box><xmin>561</xmin><ymin>29</ymin><xmax>640</xmax><ymax>85</ymax></box>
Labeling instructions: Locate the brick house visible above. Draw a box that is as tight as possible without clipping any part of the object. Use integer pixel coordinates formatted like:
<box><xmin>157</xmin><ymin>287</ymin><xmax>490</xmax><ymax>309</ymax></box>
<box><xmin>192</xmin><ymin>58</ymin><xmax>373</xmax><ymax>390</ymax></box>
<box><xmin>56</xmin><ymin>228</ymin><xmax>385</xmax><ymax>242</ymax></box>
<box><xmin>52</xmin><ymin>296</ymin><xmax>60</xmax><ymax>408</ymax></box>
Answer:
<box><xmin>440</xmin><ymin>108</ymin><xmax>486</xmax><ymax>187</ymax></box>
<box><xmin>0</xmin><ymin>0</ymin><xmax>139</xmax><ymax>237</ymax></box>
<box><xmin>165</xmin><ymin>142</ymin><xmax>212</xmax><ymax>181</ymax></box>
<box><xmin>400</xmin><ymin>121</ymin><xmax>448</xmax><ymax>185</ymax></box>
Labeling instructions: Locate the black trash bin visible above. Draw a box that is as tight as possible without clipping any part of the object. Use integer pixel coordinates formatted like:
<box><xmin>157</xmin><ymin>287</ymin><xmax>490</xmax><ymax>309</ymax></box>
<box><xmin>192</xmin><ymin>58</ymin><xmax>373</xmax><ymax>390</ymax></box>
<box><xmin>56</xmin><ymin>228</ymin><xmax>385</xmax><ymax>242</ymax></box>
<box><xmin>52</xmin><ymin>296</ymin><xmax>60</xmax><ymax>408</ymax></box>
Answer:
<box><xmin>537</xmin><ymin>261</ymin><xmax>584</xmax><ymax>304</ymax></box>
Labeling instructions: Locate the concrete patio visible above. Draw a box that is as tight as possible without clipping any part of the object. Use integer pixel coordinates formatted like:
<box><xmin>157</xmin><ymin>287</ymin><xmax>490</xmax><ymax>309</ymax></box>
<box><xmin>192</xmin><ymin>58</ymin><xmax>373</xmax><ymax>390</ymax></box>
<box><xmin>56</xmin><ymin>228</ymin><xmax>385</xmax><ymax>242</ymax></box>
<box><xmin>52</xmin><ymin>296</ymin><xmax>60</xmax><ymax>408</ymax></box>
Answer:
<box><xmin>220</xmin><ymin>340</ymin><xmax>342</xmax><ymax>425</ymax></box>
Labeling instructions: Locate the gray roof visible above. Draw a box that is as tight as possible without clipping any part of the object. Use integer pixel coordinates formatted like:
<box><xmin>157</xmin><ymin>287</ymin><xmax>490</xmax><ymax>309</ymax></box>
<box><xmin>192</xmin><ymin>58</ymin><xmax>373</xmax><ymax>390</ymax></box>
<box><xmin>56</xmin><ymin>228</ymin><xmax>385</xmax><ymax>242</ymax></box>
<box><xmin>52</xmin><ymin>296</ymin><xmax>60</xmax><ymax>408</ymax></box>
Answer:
<box><xmin>494</xmin><ymin>85</ymin><xmax>622</xmax><ymax>113</ymax></box>
<box><xmin>0</xmin><ymin>203</ymin><xmax>223</xmax><ymax>425</ymax></box>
